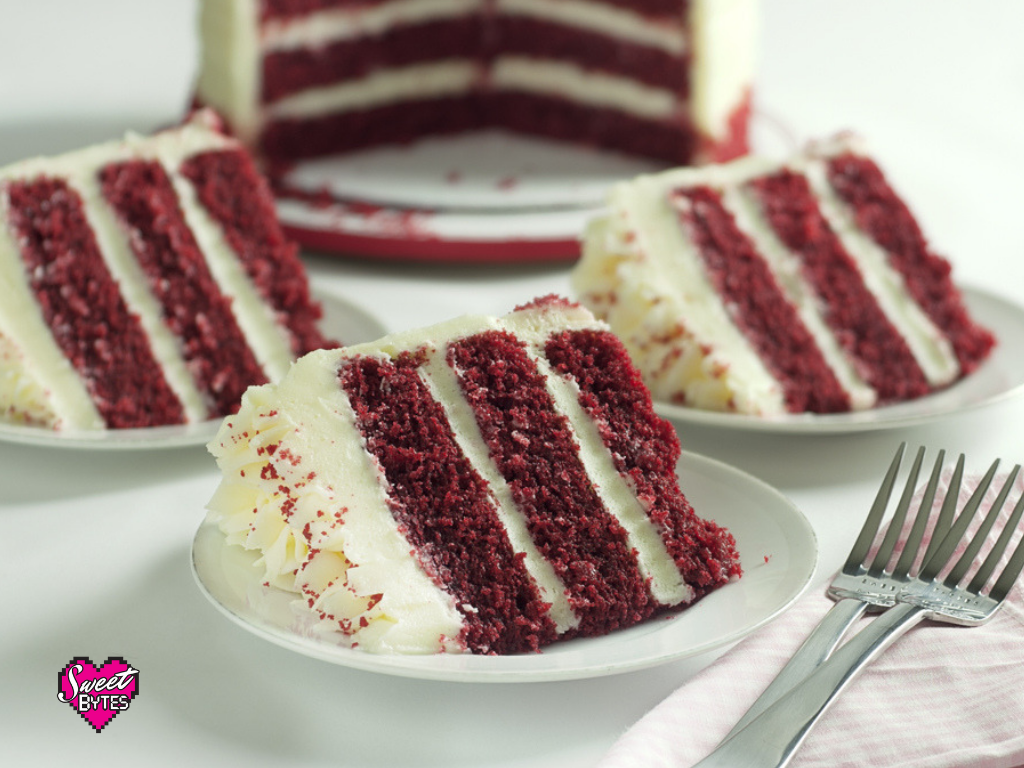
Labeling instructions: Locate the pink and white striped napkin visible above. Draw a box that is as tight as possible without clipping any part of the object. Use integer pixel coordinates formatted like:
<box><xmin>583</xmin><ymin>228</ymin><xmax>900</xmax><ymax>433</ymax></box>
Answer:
<box><xmin>599</xmin><ymin>471</ymin><xmax>1024</xmax><ymax>768</ymax></box>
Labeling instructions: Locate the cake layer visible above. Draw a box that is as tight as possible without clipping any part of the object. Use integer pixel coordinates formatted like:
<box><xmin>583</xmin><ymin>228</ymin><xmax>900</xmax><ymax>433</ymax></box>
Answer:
<box><xmin>497</xmin><ymin>0</ymin><xmax>688</xmax><ymax>58</ymax></box>
<box><xmin>261</xmin><ymin>15</ymin><xmax>485</xmax><ymax>104</ymax></box>
<box><xmin>825</xmin><ymin>153</ymin><xmax>996</xmax><ymax>374</ymax></box>
<box><xmin>670</xmin><ymin>185</ymin><xmax>853</xmax><ymax>413</ymax></box>
<box><xmin>196</xmin><ymin>0</ymin><xmax>756</xmax><ymax>165</ymax></box>
<box><xmin>447</xmin><ymin>329</ymin><xmax>654</xmax><ymax>636</ymax></box>
<box><xmin>6</xmin><ymin>177</ymin><xmax>188</xmax><ymax>429</ymax></box>
<box><xmin>488</xmin><ymin>90</ymin><xmax>696</xmax><ymax>162</ymax></box>
<box><xmin>542</xmin><ymin>327</ymin><xmax>727</xmax><ymax>593</ymax></box>
<box><xmin>261</xmin><ymin>12</ymin><xmax>688</xmax><ymax>106</ymax></box>
<box><xmin>180</xmin><ymin>148</ymin><xmax>326</xmax><ymax>358</ymax></box>
<box><xmin>0</xmin><ymin>111</ymin><xmax>333</xmax><ymax>430</ymax></box>
<box><xmin>340</xmin><ymin>353</ymin><xmax>559</xmax><ymax>654</ymax></box>
<box><xmin>573</xmin><ymin>136</ymin><xmax>996</xmax><ymax>416</ymax></box>
<box><xmin>100</xmin><ymin>159</ymin><xmax>269</xmax><ymax>417</ymax></box>
<box><xmin>206</xmin><ymin>297</ymin><xmax>740</xmax><ymax>654</ymax></box>
<box><xmin>746</xmin><ymin>169</ymin><xmax>932</xmax><ymax>403</ymax></box>
<box><xmin>261</xmin><ymin>95</ymin><xmax>484</xmax><ymax>161</ymax></box>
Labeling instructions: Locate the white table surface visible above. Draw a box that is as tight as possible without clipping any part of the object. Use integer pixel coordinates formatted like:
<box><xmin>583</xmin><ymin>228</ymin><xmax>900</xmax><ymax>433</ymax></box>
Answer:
<box><xmin>2</xmin><ymin>2</ymin><xmax>1023</xmax><ymax>766</ymax></box>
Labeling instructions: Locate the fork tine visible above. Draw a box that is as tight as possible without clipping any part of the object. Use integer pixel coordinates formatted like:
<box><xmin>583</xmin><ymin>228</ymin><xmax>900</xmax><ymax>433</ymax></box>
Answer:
<box><xmin>945</xmin><ymin>465</ymin><xmax>1021</xmax><ymax>588</ymax></box>
<box><xmin>892</xmin><ymin>449</ymin><xmax>946</xmax><ymax>579</ymax></box>
<box><xmin>845</xmin><ymin>443</ymin><xmax>906</xmax><ymax>573</ymax></box>
<box><xmin>918</xmin><ymin>458</ymin><xmax>1000</xmax><ymax>583</ymax></box>
<box><xmin>866</xmin><ymin>446</ymin><xmax>925</xmax><ymax>576</ymax></box>
<box><xmin>973</xmin><ymin>475</ymin><xmax>1024</xmax><ymax>598</ymax></box>
<box><xmin>919</xmin><ymin>453</ymin><xmax>966</xmax><ymax>567</ymax></box>
<box><xmin>989</xmin><ymin>516</ymin><xmax>1024</xmax><ymax>603</ymax></box>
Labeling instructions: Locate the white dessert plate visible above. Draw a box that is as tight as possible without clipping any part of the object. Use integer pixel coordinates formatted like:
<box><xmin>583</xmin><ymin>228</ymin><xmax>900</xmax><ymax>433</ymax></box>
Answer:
<box><xmin>0</xmin><ymin>291</ymin><xmax>386</xmax><ymax>450</ymax></box>
<box><xmin>274</xmin><ymin>131</ymin><xmax>643</xmax><ymax>263</ymax></box>
<box><xmin>280</xmin><ymin>130</ymin><xmax>664</xmax><ymax>213</ymax></box>
<box><xmin>190</xmin><ymin>450</ymin><xmax>818</xmax><ymax>683</ymax></box>
<box><xmin>274</xmin><ymin>115</ymin><xmax>797</xmax><ymax>263</ymax></box>
<box><xmin>654</xmin><ymin>286</ymin><xmax>1024</xmax><ymax>434</ymax></box>
<box><xmin>276</xmin><ymin>195</ymin><xmax>598</xmax><ymax>264</ymax></box>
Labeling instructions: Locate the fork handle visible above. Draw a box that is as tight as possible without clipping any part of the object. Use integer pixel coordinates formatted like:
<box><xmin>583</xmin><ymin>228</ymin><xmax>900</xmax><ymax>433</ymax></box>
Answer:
<box><xmin>693</xmin><ymin>602</ymin><xmax>928</xmax><ymax>768</ymax></box>
<box><xmin>722</xmin><ymin>597</ymin><xmax>868</xmax><ymax>739</ymax></box>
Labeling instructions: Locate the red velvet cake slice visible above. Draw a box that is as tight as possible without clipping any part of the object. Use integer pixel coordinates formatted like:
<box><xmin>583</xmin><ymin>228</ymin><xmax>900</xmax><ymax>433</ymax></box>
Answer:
<box><xmin>205</xmin><ymin>296</ymin><xmax>740</xmax><ymax>654</ymax></box>
<box><xmin>193</xmin><ymin>0</ymin><xmax>757</xmax><ymax>166</ymax></box>
<box><xmin>574</xmin><ymin>135</ymin><xmax>996</xmax><ymax>416</ymax></box>
<box><xmin>0</xmin><ymin>110</ymin><xmax>334</xmax><ymax>431</ymax></box>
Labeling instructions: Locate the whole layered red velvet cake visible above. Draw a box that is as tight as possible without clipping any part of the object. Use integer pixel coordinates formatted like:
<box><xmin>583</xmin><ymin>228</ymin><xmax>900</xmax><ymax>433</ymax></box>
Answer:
<box><xmin>574</xmin><ymin>135</ymin><xmax>996</xmax><ymax>416</ymax></box>
<box><xmin>0</xmin><ymin>111</ymin><xmax>335</xmax><ymax>431</ymax></box>
<box><xmin>193</xmin><ymin>0</ymin><xmax>757</xmax><ymax>166</ymax></box>
<box><xmin>205</xmin><ymin>296</ymin><xmax>741</xmax><ymax>654</ymax></box>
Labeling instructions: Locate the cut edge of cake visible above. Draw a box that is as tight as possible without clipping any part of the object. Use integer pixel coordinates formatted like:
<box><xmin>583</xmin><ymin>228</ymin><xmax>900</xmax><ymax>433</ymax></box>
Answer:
<box><xmin>193</xmin><ymin>0</ymin><xmax>758</xmax><ymax>167</ymax></box>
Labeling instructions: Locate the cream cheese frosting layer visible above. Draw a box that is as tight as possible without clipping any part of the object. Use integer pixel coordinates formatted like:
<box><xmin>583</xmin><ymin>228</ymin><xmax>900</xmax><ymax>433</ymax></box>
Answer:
<box><xmin>207</xmin><ymin>352</ymin><xmax>468</xmax><ymax>653</ymax></box>
<box><xmin>265</xmin><ymin>58</ymin><xmax>682</xmax><ymax>124</ymax></box>
<box><xmin>196</xmin><ymin>0</ymin><xmax>262</xmax><ymax>145</ymax></box>
<box><xmin>262</xmin><ymin>0</ymin><xmax>687</xmax><ymax>55</ymax></box>
<box><xmin>690</xmin><ymin>0</ymin><xmax>757</xmax><ymax>139</ymax></box>
<box><xmin>267</xmin><ymin>61</ymin><xmax>480</xmax><ymax>119</ymax></box>
<box><xmin>262</xmin><ymin>0</ymin><xmax>485</xmax><ymax>50</ymax></box>
<box><xmin>491</xmin><ymin>58</ymin><xmax>679</xmax><ymax>119</ymax></box>
<box><xmin>496</xmin><ymin>0</ymin><xmax>686</xmax><ymax>54</ymax></box>
<box><xmin>801</xmin><ymin>157</ymin><xmax>959</xmax><ymax>387</ymax></box>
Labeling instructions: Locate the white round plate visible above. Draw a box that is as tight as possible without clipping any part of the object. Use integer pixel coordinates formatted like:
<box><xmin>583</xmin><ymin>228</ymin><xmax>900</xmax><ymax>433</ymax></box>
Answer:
<box><xmin>274</xmin><ymin>131</ymin><xmax>642</xmax><ymax>263</ymax></box>
<box><xmin>276</xmin><ymin>195</ymin><xmax>598</xmax><ymax>263</ymax></box>
<box><xmin>0</xmin><ymin>291</ymin><xmax>386</xmax><ymax>450</ymax></box>
<box><xmin>274</xmin><ymin>115</ymin><xmax>794</xmax><ymax>263</ymax></box>
<box><xmin>280</xmin><ymin>130</ymin><xmax>663</xmax><ymax>212</ymax></box>
<box><xmin>654</xmin><ymin>286</ymin><xmax>1024</xmax><ymax>434</ymax></box>
<box><xmin>191</xmin><ymin>450</ymin><xmax>817</xmax><ymax>683</ymax></box>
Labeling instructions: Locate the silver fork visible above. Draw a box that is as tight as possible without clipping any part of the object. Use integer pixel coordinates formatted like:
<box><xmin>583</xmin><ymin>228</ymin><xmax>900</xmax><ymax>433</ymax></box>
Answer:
<box><xmin>694</xmin><ymin>458</ymin><xmax>1024</xmax><ymax>768</ymax></box>
<box><xmin>723</xmin><ymin>442</ymin><xmax>957</xmax><ymax>738</ymax></box>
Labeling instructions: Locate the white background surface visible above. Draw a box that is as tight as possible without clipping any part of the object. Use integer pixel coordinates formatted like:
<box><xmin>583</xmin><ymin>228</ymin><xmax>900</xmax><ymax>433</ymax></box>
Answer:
<box><xmin>2</xmin><ymin>2</ymin><xmax>1024</xmax><ymax>766</ymax></box>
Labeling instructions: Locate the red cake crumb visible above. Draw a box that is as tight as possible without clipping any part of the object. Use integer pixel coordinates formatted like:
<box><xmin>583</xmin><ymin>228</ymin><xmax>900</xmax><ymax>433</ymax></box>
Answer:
<box><xmin>7</xmin><ymin>177</ymin><xmax>187</xmax><ymax>428</ymax></box>
<box><xmin>748</xmin><ymin>171</ymin><xmax>934</xmax><ymax>403</ymax></box>
<box><xmin>826</xmin><ymin>153</ymin><xmax>996</xmax><ymax>373</ymax></box>
<box><xmin>180</xmin><ymin>148</ymin><xmax>332</xmax><ymax>356</ymax></box>
<box><xmin>448</xmin><ymin>330</ymin><xmax>654</xmax><ymax>637</ymax></box>
<box><xmin>544</xmin><ymin>328</ymin><xmax>741</xmax><ymax>592</ymax></box>
<box><xmin>515</xmin><ymin>294</ymin><xmax>575</xmax><ymax>312</ymax></box>
<box><xmin>100</xmin><ymin>160</ymin><xmax>269</xmax><ymax>417</ymax></box>
<box><xmin>339</xmin><ymin>352</ymin><xmax>557</xmax><ymax>655</ymax></box>
<box><xmin>671</xmin><ymin>185</ymin><xmax>853</xmax><ymax>413</ymax></box>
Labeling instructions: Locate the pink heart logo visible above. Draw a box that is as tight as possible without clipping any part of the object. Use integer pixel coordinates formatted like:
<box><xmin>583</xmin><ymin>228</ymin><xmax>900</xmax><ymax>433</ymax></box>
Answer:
<box><xmin>57</xmin><ymin>656</ymin><xmax>139</xmax><ymax>733</ymax></box>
